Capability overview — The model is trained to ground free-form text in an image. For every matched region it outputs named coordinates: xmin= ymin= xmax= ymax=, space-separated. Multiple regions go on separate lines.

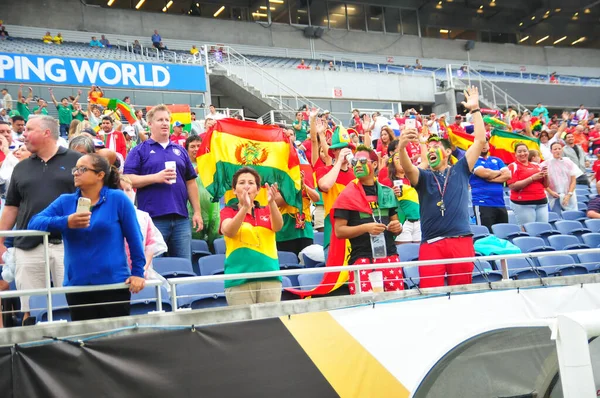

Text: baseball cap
xmin=123 ymin=125 xmax=136 ymax=137
xmin=81 ymin=128 xmax=96 ymax=137
xmin=323 ymin=110 xmax=331 ymax=114
xmin=173 ymin=121 xmax=186 ymax=128
xmin=455 ymin=115 xmax=463 ymax=120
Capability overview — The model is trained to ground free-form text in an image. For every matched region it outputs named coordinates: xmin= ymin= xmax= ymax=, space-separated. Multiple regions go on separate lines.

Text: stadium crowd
xmin=0 ymin=82 xmax=598 ymax=324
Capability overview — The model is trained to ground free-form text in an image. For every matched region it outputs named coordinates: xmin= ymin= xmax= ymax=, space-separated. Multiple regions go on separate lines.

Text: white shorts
xmin=395 ymin=220 xmax=421 ymax=243
xmin=313 ymin=205 xmax=325 ymax=229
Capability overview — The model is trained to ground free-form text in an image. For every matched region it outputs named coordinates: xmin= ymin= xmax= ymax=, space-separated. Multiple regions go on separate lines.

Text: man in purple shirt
xmin=124 ymin=105 xmax=202 ymax=261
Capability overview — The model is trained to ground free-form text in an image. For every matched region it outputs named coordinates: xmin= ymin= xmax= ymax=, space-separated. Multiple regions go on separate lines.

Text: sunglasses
xmin=351 ymin=157 xmax=369 ymax=167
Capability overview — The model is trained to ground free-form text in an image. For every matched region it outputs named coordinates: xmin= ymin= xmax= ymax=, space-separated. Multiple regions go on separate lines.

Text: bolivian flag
xmin=447 ymin=126 xmax=474 ymax=151
xmin=145 ymin=104 xmax=192 ymax=133
xmin=197 ymin=118 xmax=303 ymax=210
xmin=490 ymin=128 xmax=541 ymax=164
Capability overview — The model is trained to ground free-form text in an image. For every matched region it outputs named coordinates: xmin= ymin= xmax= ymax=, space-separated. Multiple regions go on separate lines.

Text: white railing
xmin=202 ymin=44 xmax=342 ymax=125
xmin=447 ymin=64 xmax=529 ymax=113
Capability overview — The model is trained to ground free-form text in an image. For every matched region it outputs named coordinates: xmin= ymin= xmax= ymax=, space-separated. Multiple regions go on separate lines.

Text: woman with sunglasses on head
xmin=29 ymin=153 xmax=146 ymax=321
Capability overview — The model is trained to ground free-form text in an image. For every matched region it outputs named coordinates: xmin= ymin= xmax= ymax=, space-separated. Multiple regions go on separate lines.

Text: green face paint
xmin=353 ymin=161 xmax=370 ymax=178
xmin=428 ymin=147 xmax=445 ymax=168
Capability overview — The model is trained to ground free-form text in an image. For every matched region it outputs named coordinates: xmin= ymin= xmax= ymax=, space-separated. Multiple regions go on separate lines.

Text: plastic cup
xmin=164 ymin=161 xmax=177 ymax=184
xmin=368 ymin=271 xmax=384 ymax=293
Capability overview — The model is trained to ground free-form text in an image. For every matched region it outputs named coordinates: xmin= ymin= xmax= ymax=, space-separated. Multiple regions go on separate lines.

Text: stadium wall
xmin=4 ymin=0 xmax=600 ymax=70
xmin=493 ymin=82 xmax=600 ymax=109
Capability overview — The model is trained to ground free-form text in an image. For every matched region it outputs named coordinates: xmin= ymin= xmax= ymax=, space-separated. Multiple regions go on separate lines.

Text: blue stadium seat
xmin=537 ymin=255 xmax=588 ymax=276
xmin=523 ymin=222 xmax=561 ymax=241
xmin=176 ymin=281 xmax=227 ymax=309
xmin=313 ymin=232 xmax=324 ymax=246
xmin=152 ymin=257 xmax=196 ymax=278
xmin=302 ymin=253 xmax=325 ymax=268
xmin=491 ymin=223 xmax=529 ymax=240
xmin=576 ymin=252 xmax=600 ymax=273
xmin=213 ymin=238 xmax=226 ymax=254
xmin=547 ymin=235 xmax=590 ymax=261
xmin=582 ymin=233 xmax=600 ymax=248
xmin=397 ymin=243 xmax=420 ymax=261
xmin=298 ymin=273 xmax=325 ymax=291
xmin=578 ymin=202 xmax=588 ymax=211
xmin=472 ymin=260 xmax=502 ymax=283
xmin=504 ymin=258 xmax=547 ymax=279
xmin=470 ymin=225 xmax=490 ymax=240
xmin=191 ymin=239 xmax=212 ymax=274
xmin=198 ymin=254 xmax=226 ymax=276
xmin=512 ymin=237 xmax=555 ymax=253
xmin=548 ymin=212 xmax=560 ymax=223
xmin=585 ymin=219 xmax=600 ymax=232
xmin=29 ymin=294 xmax=71 ymax=323
xmin=576 ymin=188 xmax=590 ymax=197
xmin=130 ymin=286 xmax=172 ymax=315
xmin=402 ymin=263 xmax=420 ymax=289
xmin=561 ymin=210 xmax=587 ymax=222
xmin=278 ymin=251 xmax=300 ymax=267
xmin=554 ymin=220 xmax=592 ymax=238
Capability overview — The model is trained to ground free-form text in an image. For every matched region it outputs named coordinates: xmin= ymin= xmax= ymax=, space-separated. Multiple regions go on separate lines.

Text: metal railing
xmin=447 ymin=64 xmax=529 ymax=114
xmin=202 ymin=44 xmax=342 ymax=125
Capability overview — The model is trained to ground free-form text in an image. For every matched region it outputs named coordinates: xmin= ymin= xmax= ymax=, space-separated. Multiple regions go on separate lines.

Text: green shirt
xmin=32 ymin=106 xmax=49 ymax=115
xmin=16 ymin=102 xmax=30 ymax=121
xmin=293 ymin=120 xmax=309 ymax=142
xmin=276 ymin=197 xmax=314 ymax=242
xmin=74 ymin=111 xmax=85 ymax=122
xmin=56 ymin=104 xmax=74 ymax=125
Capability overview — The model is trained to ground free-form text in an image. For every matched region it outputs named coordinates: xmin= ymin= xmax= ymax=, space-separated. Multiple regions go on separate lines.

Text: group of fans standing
xmin=0 ymin=82 xmax=597 ymax=324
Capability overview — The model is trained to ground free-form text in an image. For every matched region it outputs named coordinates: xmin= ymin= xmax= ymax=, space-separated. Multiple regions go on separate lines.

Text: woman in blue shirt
xmin=29 ymin=154 xmax=146 ymax=321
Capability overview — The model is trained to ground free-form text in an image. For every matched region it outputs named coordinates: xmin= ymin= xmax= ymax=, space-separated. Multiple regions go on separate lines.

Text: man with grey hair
xmin=0 ymin=115 xmax=82 ymax=323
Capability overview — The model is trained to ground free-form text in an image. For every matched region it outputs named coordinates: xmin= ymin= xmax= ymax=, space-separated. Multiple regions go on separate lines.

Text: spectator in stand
xmin=0 ymin=115 xmax=82 ymax=323
xmin=0 ymin=109 xmax=8 ymax=123
xmin=151 ymin=30 xmax=162 ymax=48
xmin=207 ymin=104 xmax=225 ymax=120
xmin=297 ymin=59 xmax=310 ymax=70
xmin=124 ymin=105 xmax=202 ymax=261
xmin=90 ymin=36 xmax=104 ymax=48
xmin=349 ymin=109 xmax=360 ymax=129
xmin=73 ymin=103 xmax=85 ymax=123
xmin=573 ymin=125 xmax=589 ymax=153
xmin=450 ymin=114 xmax=466 ymax=135
xmin=576 ymin=104 xmax=589 ymax=123
xmin=29 ymin=154 xmax=145 ymax=321
xmin=170 ymin=121 xmax=188 ymax=147
xmin=379 ymin=141 xmax=421 ymax=244
xmin=156 ymin=41 xmax=168 ymax=51
xmin=97 ymin=116 xmax=127 ymax=163
xmin=587 ymin=182 xmax=600 ymax=218
xmin=328 ymin=61 xmax=336 ymax=71
xmin=100 ymin=35 xmax=110 ymax=47
xmin=49 ymin=88 xmax=80 ymax=138
xmin=1 ymin=89 xmax=13 ymax=112
xmin=532 ymin=102 xmax=549 ymax=123
xmin=415 ymin=59 xmax=423 ymax=70
xmin=470 ymin=139 xmax=511 ymax=232
xmin=0 ymin=134 xmax=31 ymax=195
xmin=292 ymin=111 xmax=308 ymax=142
xmin=220 ymin=167 xmax=283 ymax=305
xmin=32 ymin=97 xmax=48 ymax=116
xmin=15 ymin=85 xmax=33 ymax=122
xmin=190 ymin=112 xmax=202 ymax=136
xmin=427 ymin=113 xmax=441 ymax=137
xmin=376 ymin=126 xmax=393 ymax=160
xmin=69 ymin=134 xmax=96 ymax=155
xmin=53 ymin=33 xmax=63 ymax=45
xmin=42 ymin=32 xmax=53 ymax=44
xmin=190 ymin=45 xmax=199 ymax=55
xmin=11 ymin=115 xmax=26 ymax=146
xmin=507 ymin=143 xmax=549 ymax=225
xmin=549 ymin=72 xmax=558 ymax=84
xmin=333 ymin=145 xmax=403 ymax=294
xmin=542 ymin=142 xmax=580 ymax=213
xmin=398 ymin=86 xmax=485 ymax=288
xmin=133 ymin=40 xmax=142 ymax=54
xmin=563 ymin=131 xmax=589 ymax=186
xmin=68 ymin=120 xmax=80 ymax=140
xmin=589 ymin=124 xmax=600 ymax=154
xmin=0 ymin=26 xmax=11 ymax=41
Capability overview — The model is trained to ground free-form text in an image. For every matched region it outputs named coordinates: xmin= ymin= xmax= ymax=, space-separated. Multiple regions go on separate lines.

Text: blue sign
xmin=0 ymin=52 xmax=206 ymax=92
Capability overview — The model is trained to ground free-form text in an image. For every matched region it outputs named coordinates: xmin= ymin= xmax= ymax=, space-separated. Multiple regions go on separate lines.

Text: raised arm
xmin=48 ymin=88 xmax=59 ymax=107
xmin=463 ymin=87 xmax=486 ymax=171
xmin=398 ymin=128 xmax=420 ymax=186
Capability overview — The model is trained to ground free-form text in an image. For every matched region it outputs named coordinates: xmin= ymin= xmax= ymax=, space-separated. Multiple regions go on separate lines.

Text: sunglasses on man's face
xmin=351 ymin=157 xmax=369 ymax=167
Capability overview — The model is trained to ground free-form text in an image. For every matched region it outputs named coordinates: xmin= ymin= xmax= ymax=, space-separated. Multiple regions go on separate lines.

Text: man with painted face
xmin=398 ymin=86 xmax=486 ymax=288
xmin=333 ymin=145 xmax=403 ymax=294
xmin=316 ymin=125 xmax=356 ymax=256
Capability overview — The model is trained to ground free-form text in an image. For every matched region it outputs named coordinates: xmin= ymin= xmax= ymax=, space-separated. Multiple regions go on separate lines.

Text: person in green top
xmin=49 ymin=87 xmax=81 ymax=138
xmin=292 ymin=111 xmax=309 ymax=142
xmin=32 ymin=97 xmax=49 ymax=115
xmin=185 ymin=135 xmax=221 ymax=246
xmin=16 ymin=84 xmax=32 ymax=121
xmin=73 ymin=103 xmax=86 ymax=122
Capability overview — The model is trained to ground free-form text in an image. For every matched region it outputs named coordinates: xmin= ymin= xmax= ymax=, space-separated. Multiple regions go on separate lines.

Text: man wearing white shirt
xmin=207 ymin=104 xmax=225 ymax=120
xmin=576 ymin=104 xmax=589 ymax=122
xmin=427 ymin=113 xmax=441 ymax=137
xmin=11 ymin=115 xmax=25 ymax=145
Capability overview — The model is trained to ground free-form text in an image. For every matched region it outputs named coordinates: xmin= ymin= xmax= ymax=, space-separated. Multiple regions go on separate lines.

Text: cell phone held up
xmin=76 ymin=197 xmax=92 ymax=214
xmin=405 ymin=118 xmax=416 ymax=130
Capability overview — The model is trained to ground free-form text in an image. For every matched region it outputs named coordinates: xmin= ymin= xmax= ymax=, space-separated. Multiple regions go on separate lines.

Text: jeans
xmin=511 ymin=202 xmax=549 ymax=226
xmin=153 ymin=216 xmax=192 ymax=262
xmin=59 ymin=123 xmax=69 ymax=138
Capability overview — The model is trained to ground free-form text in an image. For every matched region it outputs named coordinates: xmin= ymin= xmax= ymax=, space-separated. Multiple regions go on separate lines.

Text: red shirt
xmin=574 ymin=132 xmax=589 ymax=153
xmin=507 ymin=161 xmax=546 ymax=202
xmin=450 ymin=122 xmax=466 ymax=135
xmin=376 ymin=140 xmax=389 ymax=156
xmin=170 ymin=133 xmax=187 ymax=147
xmin=378 ymin=167 xmax=390 ymax=187
xmin=589 ymin=129 xmax=600 ymax=146
xmin=219 ymin=205 xmax=272 ymax=235
xmin=99 ymin=131 xmax=127 ymax=160
xmin=593 ymin=159 xmax=600 ymax=181
xmin=406 ymin=142 xmax=421 ymax=165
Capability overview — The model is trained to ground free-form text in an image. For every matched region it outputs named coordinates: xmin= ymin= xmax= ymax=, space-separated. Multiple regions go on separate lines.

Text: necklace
xmin=431 ymin=167 xmax=451 ymax=217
